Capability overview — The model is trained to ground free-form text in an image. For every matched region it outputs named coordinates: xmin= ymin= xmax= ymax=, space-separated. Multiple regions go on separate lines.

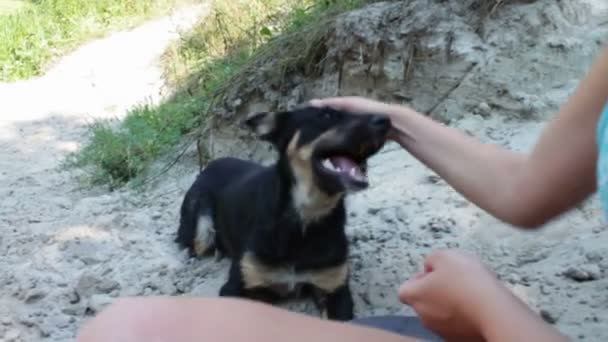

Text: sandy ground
xmin=1 ymin=1 xmax=608 ymax=341
xmin=0 ymin=4 xmax=209 ymax=341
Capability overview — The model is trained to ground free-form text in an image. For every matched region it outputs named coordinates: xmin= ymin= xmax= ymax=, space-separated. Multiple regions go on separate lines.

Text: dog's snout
xmin=369 ymin=115 xmax=390 ymax=132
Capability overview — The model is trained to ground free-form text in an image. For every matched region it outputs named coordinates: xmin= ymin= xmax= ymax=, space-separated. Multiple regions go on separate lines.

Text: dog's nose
xmin=370 ymin=115 xmax=390 ymax=131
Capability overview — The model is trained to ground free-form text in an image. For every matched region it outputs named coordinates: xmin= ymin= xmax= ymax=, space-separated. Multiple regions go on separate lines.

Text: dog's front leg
xmin=325 ymin=283 xmax=354 ymax=321
xmin=219 ymin=260 xmax=244 ymax=297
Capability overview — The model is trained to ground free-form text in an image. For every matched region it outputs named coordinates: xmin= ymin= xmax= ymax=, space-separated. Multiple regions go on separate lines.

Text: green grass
xmin=0 ymin=0 xmax=180 ymax=81
xmin=70 ymin=95 xmax=202 ymax=187
xmin=72 ymin=0 xmax=374 ymax=188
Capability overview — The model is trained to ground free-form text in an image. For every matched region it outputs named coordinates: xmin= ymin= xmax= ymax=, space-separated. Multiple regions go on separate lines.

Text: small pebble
xmin=446 ymin=241 xmax=459 ymax=248
xmin=426 ymin=175 xmax=441 ymax=184
xmin=540 ymin=309 xmax=557 ymax=324
xmin=517 ymin=251 xmax=549 ymax=265
xmin=585 ymin=251 xmax=603 ymax=263
xmin=39 ymin=325 xmax=52 ymax=338
xmin=61 ymin=306 xmax=84 ymax=316
xmin=96 ymin=280 xmax=120 ymax=294
xmin=19 ymin=314 xmax=36 ymax=327
xmin=69 ymin=291 xmax=80 ymax=304
xmin=507 ymin=273 xmax=521 ymax=285
xmin=25 ymin=290 xmax=46 ymax=304
xmin=367 ymin=208 xmax=380 ymax=215
xmin=47 ymin=314 xmax=71 ymax=329
xmin=540 ymin=285 xmax=550 ymax=295
xmin=87 ymin=294 xmax=113 ymax=314
xmin=478 ymin=102 xmax=491 ymax=113
xmin=563 ymin=266 xmax=600 ymax=282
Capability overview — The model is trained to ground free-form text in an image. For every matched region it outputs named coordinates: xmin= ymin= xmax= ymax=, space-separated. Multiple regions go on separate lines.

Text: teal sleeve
xmin=596 ymin=100 xmax=608 ymax=218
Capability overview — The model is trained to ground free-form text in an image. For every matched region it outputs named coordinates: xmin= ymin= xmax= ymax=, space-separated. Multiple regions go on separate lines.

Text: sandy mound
xmin=0 ymin=1 xmax=607 ymax=341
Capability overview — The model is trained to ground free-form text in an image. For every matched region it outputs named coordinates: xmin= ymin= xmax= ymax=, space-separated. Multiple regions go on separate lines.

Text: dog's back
xmin=175 ymin=157 xmax=264 ymax=256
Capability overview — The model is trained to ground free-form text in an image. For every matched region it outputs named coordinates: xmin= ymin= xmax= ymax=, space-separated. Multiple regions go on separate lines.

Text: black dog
xmin=175 ymin=106 xmax=390 ymax=320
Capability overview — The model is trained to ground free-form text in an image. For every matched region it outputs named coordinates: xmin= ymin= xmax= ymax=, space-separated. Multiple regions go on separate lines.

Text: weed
xmin=69 ymin=95 xmax=202 ymax=187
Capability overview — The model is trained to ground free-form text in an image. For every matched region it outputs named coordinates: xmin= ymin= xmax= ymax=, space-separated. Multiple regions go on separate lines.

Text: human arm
xmin=310 ymin=47 xmax=608 ymax=229
xmin=399 ymin=249 xmax=570 ymax=342
xmin=76 ymin=296 xmax=426 ymax=342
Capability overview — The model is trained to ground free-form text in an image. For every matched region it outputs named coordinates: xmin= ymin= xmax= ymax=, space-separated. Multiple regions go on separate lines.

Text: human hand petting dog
xmin=308 ymin=96 xmax=417 ymax=141
xmin=309 ymin=96 xmax=401 ymax=116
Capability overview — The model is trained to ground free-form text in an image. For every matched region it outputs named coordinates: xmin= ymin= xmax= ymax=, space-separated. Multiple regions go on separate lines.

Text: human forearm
xmin=384 ymin=105 xmax=528 ymax=225
xmin=310 ymin=47 xmax=607 ymax=227
xmin=475 ymin=285 xmax=570 ymax=342
xmin=385 ymin=48 xmax=608 ymax=228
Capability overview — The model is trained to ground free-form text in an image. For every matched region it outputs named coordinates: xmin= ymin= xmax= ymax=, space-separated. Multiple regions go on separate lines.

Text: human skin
xmin=398 ymin=249 xmax=569 ymax=341
xmin=76 ymin=296 xmax=426 ymax=342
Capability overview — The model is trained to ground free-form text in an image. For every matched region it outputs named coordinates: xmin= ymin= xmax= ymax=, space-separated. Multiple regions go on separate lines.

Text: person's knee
xmin=76 ymin=297 xmax=143 ymax=342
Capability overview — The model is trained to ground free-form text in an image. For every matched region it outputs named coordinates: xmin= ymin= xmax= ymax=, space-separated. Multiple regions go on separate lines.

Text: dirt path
xmin=0 ymin=1 xmax=607 ymax=342
xmin=0 ymin=4 xmax=208 ymax=341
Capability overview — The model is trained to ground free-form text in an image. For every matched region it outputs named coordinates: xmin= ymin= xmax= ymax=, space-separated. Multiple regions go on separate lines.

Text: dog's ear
xmin=243 ymin=111 xmax=281 ymax=141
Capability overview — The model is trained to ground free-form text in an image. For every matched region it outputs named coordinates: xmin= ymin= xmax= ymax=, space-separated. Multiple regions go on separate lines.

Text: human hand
xmin=398 ymin=249 xmax=508 ymax=341
xmin=309 ymin=97 xmax=420 ymax=141
xmin=308 ymin=96 xmax=399 ymax=116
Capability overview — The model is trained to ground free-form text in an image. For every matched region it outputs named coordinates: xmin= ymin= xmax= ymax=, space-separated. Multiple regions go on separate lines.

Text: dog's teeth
xmin=322 ymin=159 xmax=333 ymax=171
xmin=349 ymin=168 xmax=356 ymax=177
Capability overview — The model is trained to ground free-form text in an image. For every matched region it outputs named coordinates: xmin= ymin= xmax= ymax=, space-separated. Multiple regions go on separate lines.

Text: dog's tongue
xmin=330 ymin=156 xmax=365 ymax=180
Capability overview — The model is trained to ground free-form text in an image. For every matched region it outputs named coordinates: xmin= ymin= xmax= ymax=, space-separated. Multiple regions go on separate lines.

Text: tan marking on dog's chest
xmin=240 ymin=252 xmax=348 ymax=293
xmin=286 ymin=131 xmax=341 ymax=224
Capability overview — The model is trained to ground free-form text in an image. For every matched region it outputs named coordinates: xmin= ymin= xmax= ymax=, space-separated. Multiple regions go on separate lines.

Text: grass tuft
xmin=69 ymin=95 xmax=202 ymax=187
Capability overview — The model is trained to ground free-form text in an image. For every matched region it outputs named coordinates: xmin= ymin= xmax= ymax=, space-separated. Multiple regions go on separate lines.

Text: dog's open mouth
xmin=315 ymin=142 xmax=381 ymax=191
xmin=320 ymin=156 xmax=368 ymax=184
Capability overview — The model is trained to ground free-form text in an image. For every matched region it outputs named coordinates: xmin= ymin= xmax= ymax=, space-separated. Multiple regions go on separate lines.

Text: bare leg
xmin=76 ymin=296 xmax=427 ymax=342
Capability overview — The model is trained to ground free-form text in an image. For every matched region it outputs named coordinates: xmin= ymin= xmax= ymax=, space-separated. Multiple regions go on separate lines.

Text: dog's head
xmin=244 ymin=106 xmax=390 ymax=195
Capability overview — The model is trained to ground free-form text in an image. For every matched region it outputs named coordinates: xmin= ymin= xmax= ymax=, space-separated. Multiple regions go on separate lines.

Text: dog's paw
xmin=193 ymin=240 xmax=210 ymax=256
